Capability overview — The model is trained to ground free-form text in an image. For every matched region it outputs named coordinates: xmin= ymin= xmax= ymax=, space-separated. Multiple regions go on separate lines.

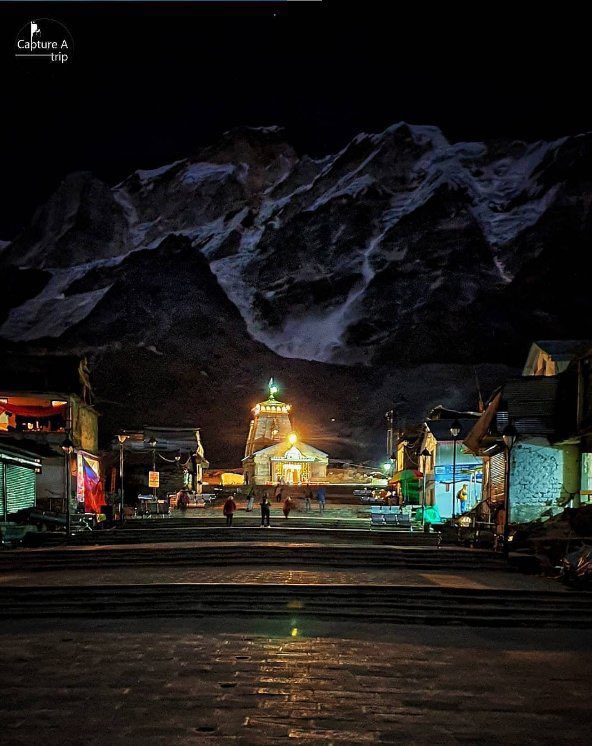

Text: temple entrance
xmin=271 ymin=460 xmax=311 ymax=485
xmin=282 ymin=463 xmax=302 ymax=484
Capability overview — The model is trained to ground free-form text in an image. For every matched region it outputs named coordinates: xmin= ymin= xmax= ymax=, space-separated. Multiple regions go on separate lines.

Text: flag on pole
xmin=83 ymin=457 xmax=104 ymax=514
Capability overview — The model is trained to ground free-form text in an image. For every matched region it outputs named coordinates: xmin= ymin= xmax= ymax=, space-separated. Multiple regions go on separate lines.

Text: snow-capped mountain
xmin=1 ymin=123 xmax=590 ymax=462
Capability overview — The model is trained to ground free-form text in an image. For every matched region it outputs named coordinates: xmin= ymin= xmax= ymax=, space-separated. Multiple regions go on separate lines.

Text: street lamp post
xmin=450 ymin=420 xmax=461 ymax=521
xmin=148 ymin=437 xmax=157 ymax=499
xmin=389 ymin=450 xmax=396 ymax=479
xmin=61 ymin=436 xmax=74 ymax=537
xmin=421 ymin=448 xmax=431 ymax=530
xmin=117 ymin=433 xmax=129 ymax=523
xmin=502 ymin=422 xmax=518 ymax=557
xmin=400 ymin=439 xmax=408 ymax=504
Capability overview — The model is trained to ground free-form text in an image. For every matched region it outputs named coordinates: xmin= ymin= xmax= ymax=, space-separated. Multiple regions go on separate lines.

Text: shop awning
xmin=390 ymin=469 xmax=422 ymax=503
xmin=0 ymin=402 xmax=66 ymax=418
xmin=390 ymin=469 xmax=422 ymax=483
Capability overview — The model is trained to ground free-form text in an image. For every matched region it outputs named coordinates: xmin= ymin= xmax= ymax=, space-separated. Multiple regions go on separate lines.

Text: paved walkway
xmin=2 ymin=617 xmax=590 ymax=744
xmin=0 ymin=564 xmax=564 ymax=591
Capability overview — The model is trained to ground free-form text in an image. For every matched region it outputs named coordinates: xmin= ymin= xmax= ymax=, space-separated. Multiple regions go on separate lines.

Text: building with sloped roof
xmin=522 ymin=340 xmax=592 ymax=377
xmin=464 ymin=376 xmax=580 ymax=525
xmin=0 ymin=353 xmax=100 ymax=515
xmin=419 ymin=414 xmax=482 ymax=520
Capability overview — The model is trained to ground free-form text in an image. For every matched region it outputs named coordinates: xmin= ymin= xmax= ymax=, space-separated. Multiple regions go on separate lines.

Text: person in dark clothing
xmin=176 ymin=488 xmax=189 ymax=512
xmin=260 ymin=494 xmax=271 ymax=527
xmin=223 ymin=495 xmax=237 ymax=526
xmin=316 ymin=487 xmax=326 ymax=514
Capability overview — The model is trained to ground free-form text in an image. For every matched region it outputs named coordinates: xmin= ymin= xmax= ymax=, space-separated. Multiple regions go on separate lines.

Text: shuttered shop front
xmin=0 ymin=447 xmax=41 ymax=517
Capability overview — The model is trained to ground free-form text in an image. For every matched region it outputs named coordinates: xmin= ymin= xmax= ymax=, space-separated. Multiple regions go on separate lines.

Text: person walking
xmin=317 ymin=486 xmax=326 ymax=514
xmin=176 ymin=487 xmax=189 ymax=513
xmin=223 ymin=494 xmax=237 ymax=526
xmin=260 ymin=493 xmax=271 ymax=527
xmin=304 ymin=487 xmax=313 ymax=512
xmin=245 ymin=486 xmax=255 ymax=512
xmin=283 ymin=495 xmax=293 ymax=519
xmin=274 ymin=482 xmax=283 ymax=503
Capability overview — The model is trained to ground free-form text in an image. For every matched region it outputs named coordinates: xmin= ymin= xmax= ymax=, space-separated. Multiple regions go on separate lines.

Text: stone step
xmin=0 ymin=544 xmax=505 ymax=571
xmin=30 ymin=526 xmax=442 ymax=548
xmin=1 ymin=584 xmax=590 ymax=627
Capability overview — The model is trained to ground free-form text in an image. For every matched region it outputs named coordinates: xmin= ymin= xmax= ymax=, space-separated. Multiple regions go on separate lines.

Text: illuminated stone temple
xmin=242 ymin=379 xmax=329 ymax=486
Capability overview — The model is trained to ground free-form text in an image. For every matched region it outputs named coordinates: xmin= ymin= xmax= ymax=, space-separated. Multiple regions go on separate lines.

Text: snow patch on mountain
xmin=134 ymin=160 xmax=185 ymax=184
xmin=181 ymin=162 xmax=237 ymax=185
xmin=1 ymin=281 xmax=112 ymax=341
xmin=305 ymin=174 xmax=378 ymax=213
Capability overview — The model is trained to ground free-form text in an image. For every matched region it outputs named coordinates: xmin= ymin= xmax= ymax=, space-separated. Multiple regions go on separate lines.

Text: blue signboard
xmin=434 ymin=464 xmax=482 ymax=482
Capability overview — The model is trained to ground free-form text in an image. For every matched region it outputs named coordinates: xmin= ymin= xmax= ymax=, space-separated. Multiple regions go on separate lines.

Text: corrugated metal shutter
xmin=6 ymin=464 xmax=36 ymax=513
xmin=0 ymin=462 xmax=4 ymax=515
xmin=489 ymin=452 xmax=506 ymax=505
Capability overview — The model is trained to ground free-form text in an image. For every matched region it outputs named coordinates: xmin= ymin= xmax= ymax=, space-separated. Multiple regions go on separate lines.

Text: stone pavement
xmin=0 ymin=564 xmax=565 ymax=592
xmin=2 ymin=616 xmax=591 ymax=744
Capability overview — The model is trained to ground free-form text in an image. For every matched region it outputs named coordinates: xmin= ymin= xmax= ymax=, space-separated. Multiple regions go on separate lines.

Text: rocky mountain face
xmin=1 ymin=123 xmax=589 ymax=464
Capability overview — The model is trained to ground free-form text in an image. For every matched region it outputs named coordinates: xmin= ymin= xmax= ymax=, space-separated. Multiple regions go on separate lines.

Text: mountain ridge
xmin=1 ymin=122 xmax=589 ymax=463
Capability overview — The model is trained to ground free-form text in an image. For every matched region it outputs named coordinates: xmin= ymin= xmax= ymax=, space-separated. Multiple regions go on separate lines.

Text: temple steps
xmin=1 ymin=583 xmax=590 ymax=627
xmin=27 ymin=524 xmax=443 ymax=549
xmin=0 ymin=543 xmax=504 ymax=571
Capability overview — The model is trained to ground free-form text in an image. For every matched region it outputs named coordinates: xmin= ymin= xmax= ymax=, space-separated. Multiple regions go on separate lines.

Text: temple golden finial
xmin=268 ymin=377 xmax=278 ymax=400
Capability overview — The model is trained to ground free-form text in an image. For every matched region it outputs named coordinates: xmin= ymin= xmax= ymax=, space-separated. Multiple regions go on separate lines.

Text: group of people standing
xmin=222 ymin=483 xmax=328 ymax=527
xmin=304 ymin=486 xmax=325 ymax=512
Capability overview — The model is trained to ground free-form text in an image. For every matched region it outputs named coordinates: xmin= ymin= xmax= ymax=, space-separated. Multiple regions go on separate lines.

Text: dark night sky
xmin=1 ymin=1 xmax=590 ymax=239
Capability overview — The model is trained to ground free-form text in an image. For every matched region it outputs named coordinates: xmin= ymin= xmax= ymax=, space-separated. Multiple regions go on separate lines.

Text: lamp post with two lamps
xmin=61 ymin=435 xmax=74 ymax=537
xmin=502 ymin=422 xmax=518 ymax=557
xmin=449 ymin=419 xmax=461 ymax=521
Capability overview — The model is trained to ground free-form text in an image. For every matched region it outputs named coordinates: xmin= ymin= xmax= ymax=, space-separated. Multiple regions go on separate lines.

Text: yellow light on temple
xmin=289 ymin=433 xmax=297 ymax=445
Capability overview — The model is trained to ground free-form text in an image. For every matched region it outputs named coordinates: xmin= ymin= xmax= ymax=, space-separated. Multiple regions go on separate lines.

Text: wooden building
xmin=0 ymin=354 xmax=100 ymax=514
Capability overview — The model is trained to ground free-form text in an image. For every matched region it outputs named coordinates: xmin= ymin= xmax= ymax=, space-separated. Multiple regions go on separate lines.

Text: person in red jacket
xmin=223 ymin=494 xmax=237 ymax=526
xmin=283 ymin=495 xmax=293 ymax=519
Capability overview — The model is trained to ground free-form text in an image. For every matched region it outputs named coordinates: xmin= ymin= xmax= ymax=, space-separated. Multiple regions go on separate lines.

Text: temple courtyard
xmin=1 ymin=524 xmax=592 ymax=744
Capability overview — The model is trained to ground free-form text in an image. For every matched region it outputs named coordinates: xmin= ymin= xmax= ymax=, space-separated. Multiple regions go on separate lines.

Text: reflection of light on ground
xmin=420 ymin=573 xmax=488 ymax=589
xmin=0 ymin=575 xmax=29 ymax=584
